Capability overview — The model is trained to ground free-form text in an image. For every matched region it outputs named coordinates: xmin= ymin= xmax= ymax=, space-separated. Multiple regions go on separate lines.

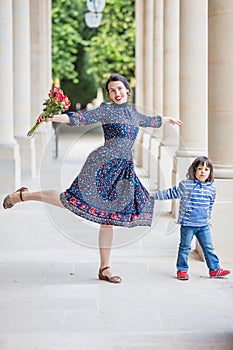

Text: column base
xmin=34 ymin=124 xmax=52 ymax=171
xmin=196 ymin=179 xmax=233 ymax=260
xmin=16 ymin=136 xmax=36 ymax=178
xmin=0 ymin=143 xmax=21 ymax=192
xmin=158 ymin=144 xmax=177 ymax=211
xmin=211 ymin=178 xmax=233 ymax=259
xmin=213 ymin=164 xmax=233 ymax=179
xmin=148 ymin=137 xmax=160 ymax=191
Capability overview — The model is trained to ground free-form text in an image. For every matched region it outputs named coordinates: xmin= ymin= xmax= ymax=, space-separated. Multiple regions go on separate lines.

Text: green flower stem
xmin=27 ymin=116 xmax=54 ymax=137
xmin=27 ymin=123 xmax=41 ymax=137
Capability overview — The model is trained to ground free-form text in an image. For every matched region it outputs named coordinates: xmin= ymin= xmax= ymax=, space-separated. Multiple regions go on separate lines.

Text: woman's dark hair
xmin=186 ymin=156 xmax=214 ymax=182
xmin=105 ymin=73 xmax=131 ymax=95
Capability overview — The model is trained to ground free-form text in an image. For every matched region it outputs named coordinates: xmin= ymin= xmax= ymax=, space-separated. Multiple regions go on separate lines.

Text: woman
xmin=3 ymin=73 xmax=183 ymax=283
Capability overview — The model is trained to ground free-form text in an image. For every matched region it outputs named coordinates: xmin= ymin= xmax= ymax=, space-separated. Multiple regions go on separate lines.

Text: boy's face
xmin=107 ymin=81 xmax=129 ymax=104
xmin=195 ymin=162 xmax=210 ymax=182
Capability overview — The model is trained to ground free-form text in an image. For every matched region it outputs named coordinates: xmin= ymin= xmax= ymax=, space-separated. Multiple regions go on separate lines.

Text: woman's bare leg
xmin=99 ymin=224 xmax=113 ymax=272
xmin=98 ymin=224 xmax=121 ymax=281
xmin=6 ymin=189 xmax=64 ymax=208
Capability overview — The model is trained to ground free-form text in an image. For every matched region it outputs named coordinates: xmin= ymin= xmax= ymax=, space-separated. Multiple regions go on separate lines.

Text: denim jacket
xmin=153 ymin=180 xmax=216 ymax=227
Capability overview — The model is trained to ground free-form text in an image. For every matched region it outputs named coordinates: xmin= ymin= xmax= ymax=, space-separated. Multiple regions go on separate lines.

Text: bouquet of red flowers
xmin=27 ymin=87 xmax=71 ymax=137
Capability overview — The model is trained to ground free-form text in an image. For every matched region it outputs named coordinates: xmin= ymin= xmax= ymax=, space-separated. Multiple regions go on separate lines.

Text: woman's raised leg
xmin=3 ymin=188 xmax=64 ymax=209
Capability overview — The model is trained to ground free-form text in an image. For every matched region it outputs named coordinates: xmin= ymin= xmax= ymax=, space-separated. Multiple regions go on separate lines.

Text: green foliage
xmin=52 ymin=0 xmax=84 ymax=83
xmin=52 ymin=0 xmax=135 ymax=102
xmin=85 ymin=0 xmax=135 ymax=86
xmin=61 ymin=46 xmax=98 ymax=108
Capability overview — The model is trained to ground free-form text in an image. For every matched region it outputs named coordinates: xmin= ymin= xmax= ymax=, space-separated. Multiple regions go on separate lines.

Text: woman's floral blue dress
xmin=60 ymin=102 xmax=162 ymax=227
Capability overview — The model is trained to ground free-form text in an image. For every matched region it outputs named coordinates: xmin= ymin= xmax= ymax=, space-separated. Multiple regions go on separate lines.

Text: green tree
xmin=52 ymin=0 xmax=84 ymax=85
xmin=61 ymin=46 xmax=98 ymax=109
xmin=85 ymin=0 xmax=135 ymax=86
xmin=52 ymin=0 xmax=135 ymax=106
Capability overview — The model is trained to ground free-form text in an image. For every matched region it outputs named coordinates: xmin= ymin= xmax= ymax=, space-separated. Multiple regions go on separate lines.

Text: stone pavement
xmin=0 ymin=129 xmax=233 ymax=350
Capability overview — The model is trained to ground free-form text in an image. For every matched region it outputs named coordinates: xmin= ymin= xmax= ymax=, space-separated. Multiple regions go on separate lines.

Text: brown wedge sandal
xmin=2 ymin=187 xmax=28 ymax=209
xmin=98 ymin=266 xmax=122 ymax=284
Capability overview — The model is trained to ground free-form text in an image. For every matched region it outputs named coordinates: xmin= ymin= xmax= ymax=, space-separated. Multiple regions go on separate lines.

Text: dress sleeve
xmin=137 ymin=111 xmax=162 ymax=128
xmin=67 ymin=104 xmax=104 ymax=127
xmin=153 ymin=181 xmax=185 ymax=200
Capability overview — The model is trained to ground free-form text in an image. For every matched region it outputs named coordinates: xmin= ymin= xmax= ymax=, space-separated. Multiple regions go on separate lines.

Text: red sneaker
xmin=209 ymin=268 xmax=231 ymax=278
xmin=177 ymin=270 xmax=189 ymax=280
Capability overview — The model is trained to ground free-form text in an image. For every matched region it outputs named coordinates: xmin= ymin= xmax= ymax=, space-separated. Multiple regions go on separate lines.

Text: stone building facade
xmin=0 ymin=0 xmax=232 ymax=257
xmin=0 ymin=0 xmax=51 ymax=191
xmin=135 ymin=0 xmax=233 ymax=258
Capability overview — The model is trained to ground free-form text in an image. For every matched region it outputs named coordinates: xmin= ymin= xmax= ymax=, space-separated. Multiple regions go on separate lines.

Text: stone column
xmin=13 ymin=0 xmax=36 ymax=178
xmin=153 ymin=0 xmax=164 ymax=117
xmin=30 ymin=0 xmax=52 ymax=170
xmin=175 ymin=0 xmax=208 ymax=182
xmin=40 ymin=0 xmax=52 ymax=94
xmin=141 ymin=0 xmax=154 ymax=178
xmin=159 ymin=0 xmax=179 ymax=210
xmin=143 ymin=0 xmax=154 ymax=111
xmin=208 ymin=0 xmax=233 ymax=258
xmin=148 ymin=0 xmax=164 ymax=190
xmin=134 ymin=0 xmax=145 ymax=167
xmin=0 ymin=0 xmax=21 ymax=191
xmin=135 ymin=0 xmax=145 ymax=109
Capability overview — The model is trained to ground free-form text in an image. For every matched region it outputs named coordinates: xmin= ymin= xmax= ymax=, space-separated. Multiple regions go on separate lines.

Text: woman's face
xmin=107 ymin=80 xmax=129 ymax=104
xmin=195 ymin=162 xmax=211 ymax=182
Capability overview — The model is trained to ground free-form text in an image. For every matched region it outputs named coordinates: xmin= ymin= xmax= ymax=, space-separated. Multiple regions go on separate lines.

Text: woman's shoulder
xmin=99 ymin=102 xmax=108 ymax=108
xmin=99 ymin=101 xmax=117 ymax=110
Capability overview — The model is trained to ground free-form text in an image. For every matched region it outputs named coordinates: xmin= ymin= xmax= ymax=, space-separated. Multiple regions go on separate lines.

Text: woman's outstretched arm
xmin=36 ymin=113 xmax=70 ymax=124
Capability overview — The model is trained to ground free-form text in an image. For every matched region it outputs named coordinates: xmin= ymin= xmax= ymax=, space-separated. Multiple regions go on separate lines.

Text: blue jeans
xmin=176 ymin=225 xmax=220 ymax=272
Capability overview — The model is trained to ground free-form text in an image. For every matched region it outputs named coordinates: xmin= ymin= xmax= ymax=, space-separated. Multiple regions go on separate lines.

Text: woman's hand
xmin=36 ymin=114 xmax=45 ymax=124
xmin=163 ymin=116 xmax=183 ymax=126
